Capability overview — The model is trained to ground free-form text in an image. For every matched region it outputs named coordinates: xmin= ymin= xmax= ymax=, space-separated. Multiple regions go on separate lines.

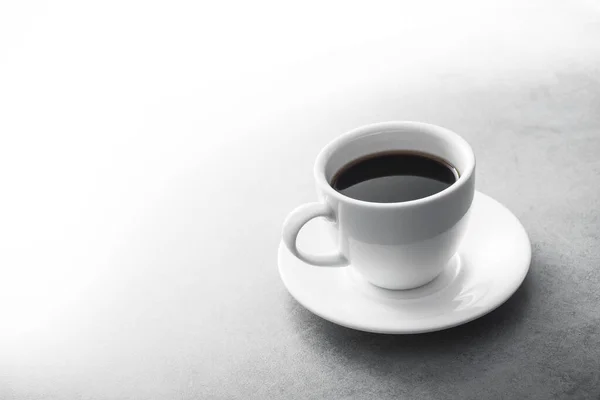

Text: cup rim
xmin=314 ymin=121 xmax=476 ymax=208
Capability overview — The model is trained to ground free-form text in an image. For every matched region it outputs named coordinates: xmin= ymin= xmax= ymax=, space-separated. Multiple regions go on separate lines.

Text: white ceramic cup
xmin=282 ymin=121 xmax=476 ymax=290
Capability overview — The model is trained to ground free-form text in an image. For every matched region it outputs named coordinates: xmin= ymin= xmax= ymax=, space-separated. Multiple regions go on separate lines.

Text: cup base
xmin=348 ymin=255 xmax=461 ymax=292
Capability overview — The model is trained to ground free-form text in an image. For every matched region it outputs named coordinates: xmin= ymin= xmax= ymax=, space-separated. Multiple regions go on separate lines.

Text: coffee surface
xmin=331 ymin=151 xmax=458 ymax=203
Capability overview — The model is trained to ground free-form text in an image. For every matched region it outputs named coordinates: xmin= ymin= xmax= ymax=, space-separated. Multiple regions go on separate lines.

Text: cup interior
xmin=319 ymin=122 xmax=474 ymax=195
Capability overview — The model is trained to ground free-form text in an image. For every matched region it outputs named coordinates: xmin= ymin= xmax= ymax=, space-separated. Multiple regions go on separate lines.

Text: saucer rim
xmin=278 ymin=191 xmax=532 ymax=334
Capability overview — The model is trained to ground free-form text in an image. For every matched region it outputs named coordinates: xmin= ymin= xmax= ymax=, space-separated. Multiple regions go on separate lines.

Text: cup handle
xmin=282 ymin=202 xmax=348 ymax=267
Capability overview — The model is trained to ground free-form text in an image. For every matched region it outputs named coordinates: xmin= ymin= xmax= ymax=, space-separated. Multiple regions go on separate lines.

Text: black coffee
xmin=331 ymin=151 xmax=458 ymax=203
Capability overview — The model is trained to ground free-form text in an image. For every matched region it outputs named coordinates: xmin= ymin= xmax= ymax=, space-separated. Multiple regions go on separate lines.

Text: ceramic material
xmin=282 ymin=121 xmax=476 ymax=290
xmin=278 ymin=191 xmax=531 ymax=334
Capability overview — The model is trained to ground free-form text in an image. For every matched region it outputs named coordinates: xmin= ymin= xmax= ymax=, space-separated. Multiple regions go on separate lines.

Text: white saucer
xmin=278 ymin=191 xmax=531 ymax=334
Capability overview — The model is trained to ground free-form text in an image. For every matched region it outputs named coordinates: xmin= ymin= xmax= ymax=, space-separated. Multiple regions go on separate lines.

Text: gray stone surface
xmin=212 ymin=69 xmax=600 ymax=400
